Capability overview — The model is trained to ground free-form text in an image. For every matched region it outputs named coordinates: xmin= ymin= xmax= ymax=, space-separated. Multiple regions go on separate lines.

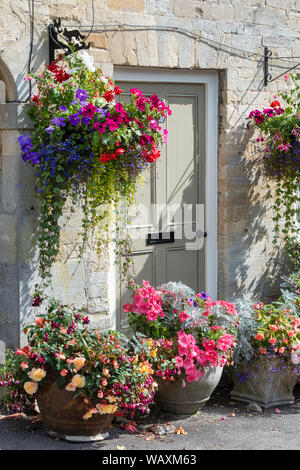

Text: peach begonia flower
xmin=27 ymin=368 xmax=46 ymax=382
xmin=24 ymin=381 xmax=38 ymax=395
xmin=21 ymin=362 xmax=29 ymax=369
xmin=66 ymin=382 xmax=76 ymax=392
xmin=83 ymin=408 xmax=97 ymax=420
xmin=60 ymin=369 xmax=68 ymax=376
xmin=73 ymin=357 xmax=85 ymax=370
xmin=254 ymin=333 xmax=264 ymax=341
xmin=71 ymin=374 xmax=86 ymax=388
xmin=35 ymin=317 xmax=45 ymax=328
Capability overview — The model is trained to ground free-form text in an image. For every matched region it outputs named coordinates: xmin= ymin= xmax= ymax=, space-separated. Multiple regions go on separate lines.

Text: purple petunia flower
xmin=45 ymin=126 xmax=55 ymax=134
xmin=18 ymin=135 xmax=33 ymax=151
xmin=28 ymin=152 xmax=41 ymax=164
xmin=69 ymin=113 xmax=81 ymax=126
xmin=81 ymin=116 xmax=91 ymax=125
xmin=52 ymin=117 xmax=66 ymax=127
xmin=200 ymin=291 xmax=208 ymax=300
xmin=76 ymin=88 xmax=88 ymax=102
xmin=59 ymin=105 xmax=67 ymax=111
xmin=21 ymin=150 xmax=41 ymax=165
xmin=97 ymin=108 xmax=107 ymax=117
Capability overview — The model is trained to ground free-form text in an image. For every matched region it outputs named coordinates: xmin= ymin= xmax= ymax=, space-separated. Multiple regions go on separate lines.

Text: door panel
xmin=116 ymin=82 xmax=206 ymax=332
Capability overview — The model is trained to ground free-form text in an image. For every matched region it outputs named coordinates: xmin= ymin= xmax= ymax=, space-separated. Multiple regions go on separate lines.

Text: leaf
xmin=56 ymin=374 xmax=66 ymax=389
xmin=176 ymin=426 xmax=187 ymax=435
xmin=55 ymin=175 xmax=64 ymax=183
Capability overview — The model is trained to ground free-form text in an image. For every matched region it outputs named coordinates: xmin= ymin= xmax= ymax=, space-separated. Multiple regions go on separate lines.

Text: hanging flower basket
xmin=247 ymin=76 xmax=300 ymax=249
xmin=18 ymin=50 xmax=171 ymax=282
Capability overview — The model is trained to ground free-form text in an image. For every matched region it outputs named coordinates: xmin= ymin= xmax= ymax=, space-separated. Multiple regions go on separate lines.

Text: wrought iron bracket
xmin=264 ymin=46 xmax=272 ymax=86
xmin=48 ymin=18 xmax=91 ymax=63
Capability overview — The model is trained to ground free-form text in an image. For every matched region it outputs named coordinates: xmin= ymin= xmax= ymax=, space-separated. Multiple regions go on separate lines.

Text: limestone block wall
xmin=0 ymin=0 xmax=299 ymax=351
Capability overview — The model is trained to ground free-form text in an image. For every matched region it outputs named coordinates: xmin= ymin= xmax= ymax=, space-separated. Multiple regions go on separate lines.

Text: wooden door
xmin=116 ymin=82 xmax=206 ymax=332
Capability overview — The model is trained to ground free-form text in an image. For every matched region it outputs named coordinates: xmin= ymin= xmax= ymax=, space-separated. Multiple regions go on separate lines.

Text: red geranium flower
xmin=270 ymin=100 xmax=281 ymax=108
xmin=114 ymin=85 xmax=124 ymax=96
xmin=103 ymin=90 xmax=115 ymax=102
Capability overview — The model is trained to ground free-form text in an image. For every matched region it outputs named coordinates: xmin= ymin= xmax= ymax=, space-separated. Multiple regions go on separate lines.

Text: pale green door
xmin=116 ymin=82 xmax=206 ymax=332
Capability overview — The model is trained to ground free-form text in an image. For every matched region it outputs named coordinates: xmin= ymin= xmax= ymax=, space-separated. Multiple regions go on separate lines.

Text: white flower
xmin=76 ymin=49 xmax=96 ymax=72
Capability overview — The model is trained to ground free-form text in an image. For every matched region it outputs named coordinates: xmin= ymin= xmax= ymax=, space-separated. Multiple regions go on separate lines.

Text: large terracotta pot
xmin=36 ymin=372 xmax=115 ymax=442
xmin=155 ymin=366 xmax=223 ymax=415
xmin=231 ymin=356 xmax=298 ymax=408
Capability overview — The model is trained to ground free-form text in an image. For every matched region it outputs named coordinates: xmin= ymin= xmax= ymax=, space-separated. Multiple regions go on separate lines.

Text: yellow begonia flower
xmin=107 ymin=394 xmax=117 ymax=403
xmin=138 ymin=362 xmax=154 ymax=375
xmin=96 ymin=403 xmax=117 ymax=414
xmin=150 ymin=348 xmax=157 ymax=358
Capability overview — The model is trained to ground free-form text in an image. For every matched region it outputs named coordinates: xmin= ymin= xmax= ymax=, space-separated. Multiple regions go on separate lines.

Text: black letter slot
xmin=146 ymin=231 xmax=175 ymax=245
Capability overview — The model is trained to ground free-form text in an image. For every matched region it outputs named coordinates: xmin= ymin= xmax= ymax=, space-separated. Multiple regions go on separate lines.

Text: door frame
xmin=109 ymin=67 xmax=219 ymax=329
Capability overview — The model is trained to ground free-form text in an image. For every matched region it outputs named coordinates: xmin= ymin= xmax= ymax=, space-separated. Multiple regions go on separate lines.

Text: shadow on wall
xmin=218 ymin=64 xmax=286 ymax=304
xmin=0 ymin=35 xmax=52 ymax=351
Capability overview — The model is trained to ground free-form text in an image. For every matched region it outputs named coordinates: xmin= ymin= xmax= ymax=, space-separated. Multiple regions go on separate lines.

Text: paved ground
xmin=1 ymin=383 xmax=300 ymax=451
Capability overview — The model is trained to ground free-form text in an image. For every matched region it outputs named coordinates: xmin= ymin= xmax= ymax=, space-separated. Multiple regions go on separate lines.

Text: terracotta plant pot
xmin=155 ymin=366 xmax=223 ymax=415
xmin=231 ymin=356 xmax=298 ymax=408
xmin=36 ymin=372 xmax=115 ymax=442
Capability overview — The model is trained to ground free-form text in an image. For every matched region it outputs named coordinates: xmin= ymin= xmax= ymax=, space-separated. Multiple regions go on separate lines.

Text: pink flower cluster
xmin=174 ymin=330 xmax=235 ymax=382
xmin=248 ymin=106 xmax=284 ymax=125
xmin=123 ymin=280 xmax=164 ymax=322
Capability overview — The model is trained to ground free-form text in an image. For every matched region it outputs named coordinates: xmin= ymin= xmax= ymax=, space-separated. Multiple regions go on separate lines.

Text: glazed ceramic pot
xmin=155 ymin=366 xmax=223 ymax=415
xmin=36 ymin=373 xmax=115 ymax=442
xmin=231 ymin=356 xmax=298 ymax=408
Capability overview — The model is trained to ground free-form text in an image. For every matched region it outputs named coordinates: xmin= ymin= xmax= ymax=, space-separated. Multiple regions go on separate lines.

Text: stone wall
xmin=0 ymin=0 xmax=299 ymax=351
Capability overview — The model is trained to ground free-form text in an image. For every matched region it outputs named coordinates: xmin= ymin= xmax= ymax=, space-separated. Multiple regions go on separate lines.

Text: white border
xmin=111 ymin=67 xmax=218 ymax=315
